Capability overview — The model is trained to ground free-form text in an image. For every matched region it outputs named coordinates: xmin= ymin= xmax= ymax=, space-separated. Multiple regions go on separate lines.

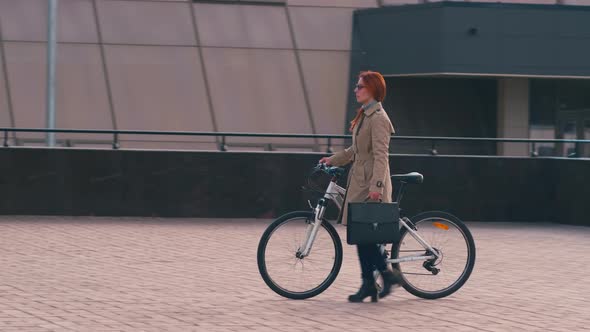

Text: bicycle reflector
xmin=433 ymin=222 xmax=449 ymax=230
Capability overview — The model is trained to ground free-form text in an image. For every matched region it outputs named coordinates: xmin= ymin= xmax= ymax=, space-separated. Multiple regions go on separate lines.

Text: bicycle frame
xmin=298 ymin=181 xmax=344 ymax=256
xmin=298 ymin=176 xmax=440 ymax=264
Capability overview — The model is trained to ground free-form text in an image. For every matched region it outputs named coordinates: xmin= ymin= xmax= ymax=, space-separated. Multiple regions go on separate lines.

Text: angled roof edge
xmin=354 ymin=1 xmax=590 ymax=16
xmin=382 ymin=72 xmax=590 ymax=80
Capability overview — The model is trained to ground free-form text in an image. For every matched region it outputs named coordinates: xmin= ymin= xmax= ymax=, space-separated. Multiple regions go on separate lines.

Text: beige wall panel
xmin=0 ymin=0 xmax=98 ymax=42
xmin=497 ymin=78 xmax=530 ymax=156
xmin=4 ymin=42 xmax=45 ymax=144
xmin=107 ymin=0 xmax=190 ymax=2
xmin=97 ymin=1 xmax=196 ymax=45
xmin=4 ymin=42 xmax=113 ymax=146
xmin=381 ymin=0 xmax=420 ymax=5
xmin=202 ymin=47 xmax=311 ymax=146
xmin=288 ymin=7 xmax=354 ymax=50
xmin=0 ymin=45 xmax=11 ymax=131
xmin=54 ymin=44 xmax=113 ymax=144
xmin=287 ymin=0 xmax=378 ymax=7
xmin=59 ymin=0 xmax=99 ymax=42
xmin=105 ymin=45 xmax=215 ymax=149
xmin=193 ymin=3 xmax=292 ymax=48
xmin=299 ymin=51 xmax=350 ymax=135
xmin=0 ymin=0 xmax=49 ymax=41
xmin=420 ymin=0 xmax=469 ymax=2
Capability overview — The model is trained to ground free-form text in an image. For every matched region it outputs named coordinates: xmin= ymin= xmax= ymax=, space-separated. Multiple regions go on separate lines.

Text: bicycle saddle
xmin=391 ymin=172 xmax=424 ymax=184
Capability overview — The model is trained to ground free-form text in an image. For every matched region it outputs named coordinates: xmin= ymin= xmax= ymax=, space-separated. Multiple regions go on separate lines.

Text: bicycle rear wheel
xmin=390 ymin=211 xmax=476 ymax=299
xmin=257 ymin=211 xmax=343 ymax=299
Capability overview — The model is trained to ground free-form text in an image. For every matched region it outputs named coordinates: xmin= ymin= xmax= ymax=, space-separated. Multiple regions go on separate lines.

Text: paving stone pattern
xmin=0 ymin=217 xmax=588 ymax=331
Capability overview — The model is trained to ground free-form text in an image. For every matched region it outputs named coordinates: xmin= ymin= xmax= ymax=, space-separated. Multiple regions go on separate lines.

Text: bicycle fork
xmin=298 ymin=200 xmax=327 ymax=258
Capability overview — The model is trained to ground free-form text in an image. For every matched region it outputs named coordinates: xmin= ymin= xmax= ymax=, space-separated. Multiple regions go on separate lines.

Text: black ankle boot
xmin=348 ymin=279 xmax=378 ymax=303
xmin=379 ymin=269 xmax=403 ymax=299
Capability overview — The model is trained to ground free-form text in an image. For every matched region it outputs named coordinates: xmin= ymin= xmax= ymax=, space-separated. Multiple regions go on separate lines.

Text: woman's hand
xmin=319 ymin=157 xmax=332 ymax=166
xmin=367 ymin=191 xmax=382 ymax=201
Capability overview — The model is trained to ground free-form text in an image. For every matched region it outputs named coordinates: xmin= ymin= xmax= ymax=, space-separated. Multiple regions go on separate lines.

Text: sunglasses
xmin=355 ymin=84 xmax=366 ymax=90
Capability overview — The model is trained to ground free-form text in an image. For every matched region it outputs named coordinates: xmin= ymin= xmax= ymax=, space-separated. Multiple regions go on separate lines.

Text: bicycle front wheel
xmin=391 ymin=211 xmax=476 ymax=299
xmin=257 ymin=211 xmax=343 ymax=300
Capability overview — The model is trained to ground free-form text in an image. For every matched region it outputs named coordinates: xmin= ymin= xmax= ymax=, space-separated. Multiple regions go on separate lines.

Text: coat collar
xmin=362 ymin=100 xmax=382 ymax=117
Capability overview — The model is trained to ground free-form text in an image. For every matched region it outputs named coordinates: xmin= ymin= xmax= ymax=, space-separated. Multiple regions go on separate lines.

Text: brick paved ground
xmin=0 ymin=216 xmax=588 ymax=332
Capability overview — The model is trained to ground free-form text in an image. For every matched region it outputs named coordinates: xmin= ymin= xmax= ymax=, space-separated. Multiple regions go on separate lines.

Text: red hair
xmin=350 ymin=71 xmax=387 ymax=132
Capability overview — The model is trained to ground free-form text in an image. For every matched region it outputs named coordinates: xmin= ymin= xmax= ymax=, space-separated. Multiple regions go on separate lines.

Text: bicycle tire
xmin=391 ymin=211 xmax=476 ymax=300
xmin=257 ymin=211 xmax=343 ymax=300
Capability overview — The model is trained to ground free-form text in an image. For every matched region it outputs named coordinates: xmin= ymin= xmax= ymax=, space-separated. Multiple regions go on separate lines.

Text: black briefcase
xmin=347 ymin=202 xmax=400 ymax=245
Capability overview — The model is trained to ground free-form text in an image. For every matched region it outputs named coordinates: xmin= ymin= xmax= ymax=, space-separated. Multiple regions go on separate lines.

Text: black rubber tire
xmin=257 ymin=211 xmax=343 ymax=300
xmin=391 ymin=211 xmax=476 ymax=300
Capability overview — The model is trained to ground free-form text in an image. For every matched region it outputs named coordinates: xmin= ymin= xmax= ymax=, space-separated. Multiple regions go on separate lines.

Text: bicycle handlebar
xmin=315 ymin=163 xmax=345 ymax=177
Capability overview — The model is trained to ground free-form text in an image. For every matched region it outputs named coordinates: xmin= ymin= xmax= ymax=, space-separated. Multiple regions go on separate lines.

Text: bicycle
xmin=257 ymin=163 xmax=476 ymax=300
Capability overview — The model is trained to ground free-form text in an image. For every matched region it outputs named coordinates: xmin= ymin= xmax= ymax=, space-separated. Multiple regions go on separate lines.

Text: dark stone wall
xmin=0 ymin=148 xmax=588 ymax=225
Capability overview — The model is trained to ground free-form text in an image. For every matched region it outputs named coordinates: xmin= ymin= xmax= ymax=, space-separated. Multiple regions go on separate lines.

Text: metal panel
xmin=440 ymin=6 xmax=498 ymax=67
xmin=0 ymin=0 xmax=48 ymax=41
xmin=3 ymin=42 xmax=46 ymax=144
xmin=288 ymin=7 xmax=354 ymax=50
xmin=97 ymin=0 xmax=196 ymax=45
xmin=0 ymin=44 xmax=10 ymax=128
xmin=355 ymin=5 xmax=443 ymax=75
xmin=104 ymin=45 xmax=215 ymax=149
xmin=4 ymin=43 xmax=115 ymax=146
xmin=381 ymin=0 xmax=420 ymax=4
xmin=59 ymin=0 xmax=100 ymax=43
xmin=299 ymin=51 xmax=350 ymax=134
xmin=53 ymin=44 xmax=113 ymax=141
xmin=201 ymin=48 xmax=312 ymax=147
xmin=287 ymin=0 xmax=378 ymax=7
xmin=193 ymin=3 xmax=292 ymax=48
xmin=353 ymin=2 xmax=590 ymax=77
xmin=0 ymin=0 xmax=98 ymax=42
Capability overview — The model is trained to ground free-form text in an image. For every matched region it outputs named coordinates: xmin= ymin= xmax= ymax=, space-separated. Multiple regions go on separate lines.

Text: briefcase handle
xmin=363 ymin=197 xmax=383 ymax=203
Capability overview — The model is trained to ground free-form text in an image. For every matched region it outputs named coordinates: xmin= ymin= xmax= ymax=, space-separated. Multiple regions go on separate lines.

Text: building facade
xmin=0 ymin=0 xmax=588 ymax=156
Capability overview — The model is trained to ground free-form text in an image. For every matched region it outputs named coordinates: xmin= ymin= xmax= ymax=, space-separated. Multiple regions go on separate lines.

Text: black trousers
xmin=357 ymin=244 xmax=388 ymax=281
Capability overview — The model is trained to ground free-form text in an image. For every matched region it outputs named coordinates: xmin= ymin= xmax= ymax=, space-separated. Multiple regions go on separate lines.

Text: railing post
xmin=219 ymin=136 xmax=227 ymax=152
xmin=112 ymin=132 xmax=120 ymax=150
xmin=3 ymin=130 xmax=8 ymax=147
xmin=46 ymin=0 xmax=58 ymax=147
xmin=430 ymin=140 xmax=438 ymax=155
xmin=326 ymin=137 xmax=333 ymax=153
xmin=530 ymin=142 xmax=538 ymax=157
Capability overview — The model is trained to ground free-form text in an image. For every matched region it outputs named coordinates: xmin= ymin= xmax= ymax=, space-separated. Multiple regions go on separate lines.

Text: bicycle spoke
xmin=396 ymin=217 xmax=471 ymax=295
xmin=263 ymin=217 xmax=337 ymax=294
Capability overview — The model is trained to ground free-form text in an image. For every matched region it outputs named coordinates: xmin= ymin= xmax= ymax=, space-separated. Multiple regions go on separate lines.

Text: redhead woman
xmin=319 ymin=71 xmax=403 ymax=302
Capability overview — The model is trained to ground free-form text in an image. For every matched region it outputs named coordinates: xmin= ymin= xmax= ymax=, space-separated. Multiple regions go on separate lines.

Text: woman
xmin=319 ymin=70 xmax=402 ymax=303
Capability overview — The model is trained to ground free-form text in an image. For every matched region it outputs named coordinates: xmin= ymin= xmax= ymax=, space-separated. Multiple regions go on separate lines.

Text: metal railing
xmin=2 ymin=127 xmax=590 ymax=158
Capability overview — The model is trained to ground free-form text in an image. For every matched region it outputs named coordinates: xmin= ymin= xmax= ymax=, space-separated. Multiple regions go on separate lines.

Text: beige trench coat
xmin=329 ymin=102 xmax=395 ymax=225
